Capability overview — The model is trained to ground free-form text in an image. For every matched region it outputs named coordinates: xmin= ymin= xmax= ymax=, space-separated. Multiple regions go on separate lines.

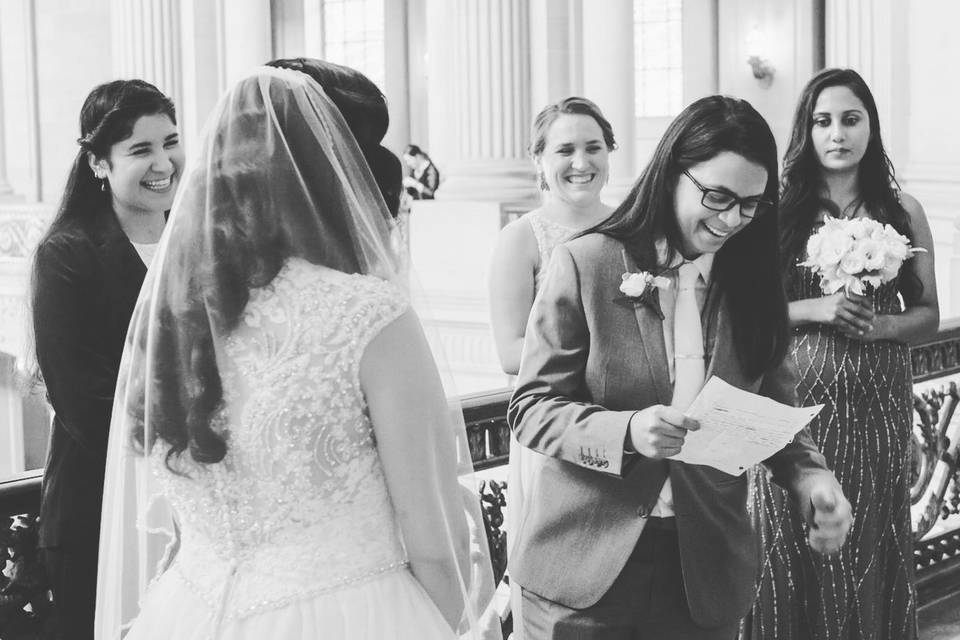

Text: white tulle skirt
xmin=124 ymin=566 xmax=455 ymax=640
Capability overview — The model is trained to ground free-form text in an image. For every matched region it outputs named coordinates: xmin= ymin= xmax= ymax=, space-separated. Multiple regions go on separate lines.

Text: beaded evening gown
xmin=741 ymin=259 xmax=917 ymax=639
xmin=124 ymin=259 xmax=454 ymax=640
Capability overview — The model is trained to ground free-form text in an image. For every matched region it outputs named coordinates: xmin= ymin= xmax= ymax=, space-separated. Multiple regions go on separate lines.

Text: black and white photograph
xmin=0 ymin=1 xmax=958 ymax=639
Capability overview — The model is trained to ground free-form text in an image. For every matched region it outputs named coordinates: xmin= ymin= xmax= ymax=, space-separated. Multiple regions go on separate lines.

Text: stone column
xmin=0 ymin=0 xmax=40 ymax=201
xmin=0 ymin=353 xmax=24 ymax=476
xmin=111 ymin=0 xmax=272 ymax=147
xmin=110 ymin=0 xmax=184 ymax=109
xmin=529 ymin=0 xmax=583 ymax=111
xmin=219 ymin=0 xmax=273 ymax=86
xmin=426 ymin=0 xmax=538 ymax=207
xmin=581 ymin=0 xmax=636 ymax=203
xmin=825 ymin=0 xmax=908 ymax=157
xmin=0 ymin=33 xmax=13 ymax=197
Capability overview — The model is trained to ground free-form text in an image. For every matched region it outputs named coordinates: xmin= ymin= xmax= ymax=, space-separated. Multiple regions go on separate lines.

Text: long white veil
xmin=95 ymin=66 xmax=499 ymax=639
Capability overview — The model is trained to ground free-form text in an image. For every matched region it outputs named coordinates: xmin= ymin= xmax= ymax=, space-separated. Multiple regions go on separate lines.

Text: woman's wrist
xmin=866 ymin=314 xmax=898 ymax=343
xmin=788 ymin=299 xmax=815 ymax=327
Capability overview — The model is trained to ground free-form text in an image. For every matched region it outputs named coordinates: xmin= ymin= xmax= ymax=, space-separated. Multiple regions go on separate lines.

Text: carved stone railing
xmin=0 ymin=470 xmax=49 ymax=638
xmin=464 ymin=321 xmax=960 ymax=614
xmin=909 ymin=319 xmax=960 ymax=606
xmin=2 ymin=323 xmax=960 ymax=637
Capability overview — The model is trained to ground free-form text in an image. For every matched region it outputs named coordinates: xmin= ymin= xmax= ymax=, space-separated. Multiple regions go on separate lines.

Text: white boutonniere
xmin=616 ymin=271 xmax=670 ymax=319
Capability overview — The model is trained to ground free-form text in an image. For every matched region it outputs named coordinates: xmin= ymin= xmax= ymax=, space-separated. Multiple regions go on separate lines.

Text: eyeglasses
xmin=682 ymin=170 xmax=773 ymax=220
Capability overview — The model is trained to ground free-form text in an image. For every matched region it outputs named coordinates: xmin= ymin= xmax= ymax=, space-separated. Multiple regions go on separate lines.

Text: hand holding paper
xmin=671 ymin=376 xmax=824 ymax=475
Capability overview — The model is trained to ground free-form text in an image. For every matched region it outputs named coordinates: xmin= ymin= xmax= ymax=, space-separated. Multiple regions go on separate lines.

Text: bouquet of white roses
xmin=800 ymin=216 xmax=926 ymax=295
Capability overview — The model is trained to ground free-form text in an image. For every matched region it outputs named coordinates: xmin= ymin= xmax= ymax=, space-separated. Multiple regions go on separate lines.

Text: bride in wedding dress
xmin=94 ymin=65 xmax=499 ymax=640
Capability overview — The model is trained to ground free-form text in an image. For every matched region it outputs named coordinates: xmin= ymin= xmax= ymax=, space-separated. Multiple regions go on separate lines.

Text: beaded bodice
xmin=526 ymin=209 xmax=577 ymax=291
xmin=152 ymin=259 xmax=409 ymax=622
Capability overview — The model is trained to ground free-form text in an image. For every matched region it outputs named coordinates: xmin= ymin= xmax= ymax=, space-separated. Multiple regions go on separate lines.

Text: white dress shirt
xmin=649 ymin=246 xmax=713 ymax=517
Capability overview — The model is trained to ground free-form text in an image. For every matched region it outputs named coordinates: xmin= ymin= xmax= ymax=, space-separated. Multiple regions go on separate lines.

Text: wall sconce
xmin=745 ymin=25 xmax=775 ymax=86
xmin=747 ymin=55 xmax=775 ymax=82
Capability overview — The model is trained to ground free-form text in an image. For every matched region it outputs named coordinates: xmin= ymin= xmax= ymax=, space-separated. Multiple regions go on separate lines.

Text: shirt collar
xmin=655 ymin=237 xmax=714 ymax=283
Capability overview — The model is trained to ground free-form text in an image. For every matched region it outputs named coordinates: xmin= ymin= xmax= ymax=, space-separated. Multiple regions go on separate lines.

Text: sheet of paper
xmin=673 ymin=376 xmax=823 ymax=476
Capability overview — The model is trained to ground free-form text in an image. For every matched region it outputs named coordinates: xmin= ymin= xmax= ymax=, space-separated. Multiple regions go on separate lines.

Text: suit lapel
xmin=621 ymin=249 xmax=672 ymax=405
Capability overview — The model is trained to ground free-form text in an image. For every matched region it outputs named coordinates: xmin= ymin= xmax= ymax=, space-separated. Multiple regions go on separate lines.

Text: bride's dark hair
xmin=133 ymin=66 xmax=395 ymax=467
xmin=267 ymin=57 xmax=403 ymax=217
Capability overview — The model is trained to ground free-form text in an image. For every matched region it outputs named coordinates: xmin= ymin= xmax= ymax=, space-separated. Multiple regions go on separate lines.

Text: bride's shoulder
xmin=281 ymin=258 xmax=407 ymax=315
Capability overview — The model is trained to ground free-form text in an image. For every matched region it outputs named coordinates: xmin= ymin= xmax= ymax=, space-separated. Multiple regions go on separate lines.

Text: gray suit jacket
xmin=507 ymin=233 xmax=832 ymax=628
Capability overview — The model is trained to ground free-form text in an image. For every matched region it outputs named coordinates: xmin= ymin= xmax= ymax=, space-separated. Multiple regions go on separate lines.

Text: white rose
xmin=839 ymin=244 xmax=867 ymax=276
xmin=818 ymin=265 xmax=842 ymax=294
xmin=860 ymin=238 xmax=885 ymax=271
xmin=880 ymin=225 xmax=910 ymax=259
xmin=816 ymin=228 xmax=852 ymax=268
xmin=848 ymin=218 xmax=872 ymax=240
xmin=620 ymin=272 xmax=652 ymax=297
xmin=880 ymin=256 xmax=902 ymax=282
xmin=804 ymin=232 xmax=823 ymax=262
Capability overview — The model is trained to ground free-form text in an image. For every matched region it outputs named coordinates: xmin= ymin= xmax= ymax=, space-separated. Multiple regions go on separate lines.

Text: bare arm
xmin=788 ymin=194 xmax=939 ymax=343
xmin=488 ymin=217 xmax=539 ymax=375
xmin=787 ymin=293 xmax=874 ymax=332
xmin=360 ymin=309 xmax=469 ymax=630
xmin=862 ymin=192 xmax=939 ymax=344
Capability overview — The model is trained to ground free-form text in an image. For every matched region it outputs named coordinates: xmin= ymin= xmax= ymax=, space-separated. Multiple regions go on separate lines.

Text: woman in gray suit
xmin=507 ymin=95 xmax=852 ymax=639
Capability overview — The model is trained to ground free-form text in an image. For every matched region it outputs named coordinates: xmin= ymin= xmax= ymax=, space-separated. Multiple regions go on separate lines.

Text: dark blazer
xmin=507 ymin=233 xmax=833 ymax=628
xmin=33 ymin=207 xmax=147 ymax=549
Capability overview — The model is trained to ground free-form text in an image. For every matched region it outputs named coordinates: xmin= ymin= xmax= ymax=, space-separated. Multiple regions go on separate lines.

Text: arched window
xmin=634 ymin=0 xmax=683 ymax=117
xmin=320 ymin=0 xmax=386 ymax=90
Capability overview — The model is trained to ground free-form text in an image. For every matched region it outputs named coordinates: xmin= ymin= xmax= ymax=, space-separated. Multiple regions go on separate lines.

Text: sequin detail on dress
xmin=149 ymin=259 xmax=410 ymax=625
xmin=742 ymin=260 xmax=917 ymax=640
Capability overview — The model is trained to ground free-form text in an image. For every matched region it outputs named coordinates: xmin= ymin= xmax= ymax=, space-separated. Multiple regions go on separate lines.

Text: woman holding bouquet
xmin=742 ymin=68 xmax=939 ymax=640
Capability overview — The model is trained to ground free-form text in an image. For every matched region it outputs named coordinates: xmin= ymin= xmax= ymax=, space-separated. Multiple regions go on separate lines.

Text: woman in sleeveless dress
xmin=742 ymin=68 xmax=939 ymax=640
xmin=94 ymin=65 xmax=499 ymax=640
xmin=488 ymin=97 xmax=616 ymax=636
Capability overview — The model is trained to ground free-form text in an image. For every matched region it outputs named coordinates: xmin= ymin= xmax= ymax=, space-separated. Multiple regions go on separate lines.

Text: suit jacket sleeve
xmin=759 ymin=354 xmax=834 ymax=514
xmin=33 ymin=238 xmax=117 ymax=456
xmin=507 ymin=244 xmax=633 ymax=476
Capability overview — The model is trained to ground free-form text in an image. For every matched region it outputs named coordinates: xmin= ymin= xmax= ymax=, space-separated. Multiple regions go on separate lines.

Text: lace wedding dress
xmin=124 ymin=259 xmax=454 ymax=639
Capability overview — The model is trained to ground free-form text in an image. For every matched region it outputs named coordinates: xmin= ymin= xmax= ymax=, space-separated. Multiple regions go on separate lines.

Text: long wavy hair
xmin=28 ymin=80 xmax=175 ymax=387
xmin=140 ymin=65 xmax=395 ymax=467
xmin=779 ymin=68 xmax=914 ymax=290
xmin=587 ymin=95 xmax=787 ymax=378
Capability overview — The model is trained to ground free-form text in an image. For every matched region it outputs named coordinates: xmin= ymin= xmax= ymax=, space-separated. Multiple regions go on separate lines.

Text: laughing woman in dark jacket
xmin=30 ymin=79 xmax=182 ymax=640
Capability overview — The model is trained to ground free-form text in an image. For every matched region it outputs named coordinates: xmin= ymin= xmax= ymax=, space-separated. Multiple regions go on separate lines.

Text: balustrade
xmin=3 ymin=324 xmax=960 ymax=637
